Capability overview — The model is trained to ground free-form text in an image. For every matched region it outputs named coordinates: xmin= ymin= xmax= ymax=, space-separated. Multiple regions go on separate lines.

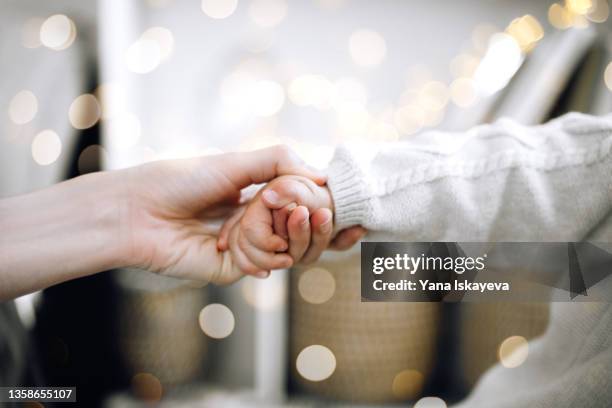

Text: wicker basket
xmin=290 ymin=252 xmax=441 ymax=403
xmin=459 ymin=302 xmax=550 ymax=387
xmin=117 ymin=270 xmax=208 ymax=387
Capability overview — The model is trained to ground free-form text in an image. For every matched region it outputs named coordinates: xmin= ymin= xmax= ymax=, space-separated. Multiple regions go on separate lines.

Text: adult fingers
xmin=209 ymin=145 xmax=326 ymax=191
xmin=287 ymin=206 xmax=311 ymax=262
xmin=300 ymin=208 xmax=333 ymax=265
xmin=330 ymin=226 xmax=367 ymax=250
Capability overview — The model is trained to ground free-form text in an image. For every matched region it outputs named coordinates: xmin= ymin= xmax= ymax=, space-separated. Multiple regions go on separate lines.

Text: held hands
xmin=124 ymin=145 xmax=364 ymax=286
xmin=216 ymin=175 xmax=366 ymax=280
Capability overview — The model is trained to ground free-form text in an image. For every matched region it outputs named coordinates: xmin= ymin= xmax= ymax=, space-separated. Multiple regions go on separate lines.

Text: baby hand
xmin=217 ymin=175 xmax=334 ymax=277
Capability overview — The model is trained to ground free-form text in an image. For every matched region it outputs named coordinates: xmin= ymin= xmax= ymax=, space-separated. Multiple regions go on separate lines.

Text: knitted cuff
xmin=326 ymin=146 xmax=370 ymax=231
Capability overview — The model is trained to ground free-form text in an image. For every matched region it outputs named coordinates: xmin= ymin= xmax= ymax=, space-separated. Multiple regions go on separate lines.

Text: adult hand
xmin=122 ymin=145 xmax=326 ymax=284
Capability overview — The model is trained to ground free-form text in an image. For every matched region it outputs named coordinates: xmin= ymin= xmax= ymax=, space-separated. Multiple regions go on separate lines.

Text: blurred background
xmin=0 ymin=0 xmax=611 ymax=407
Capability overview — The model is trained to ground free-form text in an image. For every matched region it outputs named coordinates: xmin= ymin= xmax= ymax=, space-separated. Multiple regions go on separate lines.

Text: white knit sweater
xmin=326 ymin=112 xmax=612 ymax=407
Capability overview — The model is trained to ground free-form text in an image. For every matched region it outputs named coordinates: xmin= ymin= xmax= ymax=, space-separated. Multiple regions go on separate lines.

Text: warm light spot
xmin=418 ymin=81 xmax=450 ymax=112
xmin=95 ymin=82 xmax=127 ymax=119
xmin=131 ymin=373 xmax=163 ymax=402
xmin=296 ymin=345 xmax=336 ymax=381
xmin=249 ymin=0 xmax=288 ymax=28
xmin=201 ymin=0 xmax=238 ymax=19
xmin=32 ymin=130 xmax=62 ymax=165
xmin=450 ymin=54 xmax=480 ymax=78
xmin=604 ymin=62 xmax=612 ymax=91
xmin=298 ymin=267 xmax=335 ymax=304
xmin=566 ymin=0 xmax=593 ymax=15
xmin=40 ymin=14 xmax=76 ymax=50
xmin=141 ymin=27 xmax=174 ymax=61
xmin=241 ymin=276 xmax=286 ymax=310
xmin=78 ymin=144 xmax=108 ymax=174
xmin=348 ymin=29 xmax=387 ymax=67
xmin=392 ymin=369 xmax=425 ymax=400
xmin=22 ymin=18 xmax=44 ymax=48
xmin=394 ymin=105 xmax=425 ymax=136
xmin=69 ymin=94 xmax=100 ymax=129
xmin=499 ymin=335 xmax=529 ymax=368
xmin=422 ymin=107 xmax=445 ymax=128
xmin=106 ymin=112 xmax=141 ymax=150
xmin=471 ymin=23 xmax=500 ymax=53
xmin=506 ymin=15 xmax=544 ymax=52
xmin=587 ymin=0 xmax=609 ymax=22
xmin=126 ymin=39 xmax=162 ymax=74
xmin=405 ymin=65 xmax=433 ymax=89
xmin=548 ymin=3 xmax=574 ymax=29
xmin=8 ymin=90 xmax=38 ymax=125
xmin=473 ymin=33 xmax=523 ymax=96
xmin=368 ymin=120 xmax=399 ymax=142
xmin=414 ymin=396 xmax=447 ymax=408
xmin=198 ymin=303 xmax=235 ymax=339
xmin=450 ymin=78 xmax=478 ymax=108
xmin=253 ymin=79 xmax=285 ymax=116
xmin=288 ymin=74 xmax=334 ymax=109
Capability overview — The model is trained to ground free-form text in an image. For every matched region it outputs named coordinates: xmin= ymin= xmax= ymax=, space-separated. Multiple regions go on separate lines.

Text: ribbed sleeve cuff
xmin=326 ymin=146 xmax=371 ymax=231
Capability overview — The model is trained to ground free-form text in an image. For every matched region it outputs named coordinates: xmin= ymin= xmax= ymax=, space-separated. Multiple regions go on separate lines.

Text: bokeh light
xmin=450 ymin=53 xmax=480 ymax=78
xmin=253 ymin=79 xmax=285 ymax=116
xmin=296 ymin=345 xmax=336 ymax=381
xmin=348 ymin=29 xmax=387 ymax=67
xmin=498 ymin=335 xmax=529 ymax=368
xmin=414 ymin=396 xmax=447 ymax=408
xmin=241 ymin=276 xmax=286 ymax=310
xmin=391 ymin=369 xmax=425 ymax=400
xmin=8 ymin=90 xmax=38 ymax=125
xmin=394 ymin=105 xmax=425 ymax=136
xmin=450 ymin=77 xmax=478 ymax=108
xmin=126 ymin=39 xmax=162 ymax=74
xmin=31 ymin=130 xmax=62 ymax=165
xmin=505 ymin=14 xmax=544 ymax=52
xmin=69 ymin=94 xmax=101 ymax=129
xmin=141 ymin=27 xmax=175 ymax=61
xmin=201 ymin=0 xmax=238 ymax=19
xmin=198 ymin=303 xmax=235 ymax=339
xmin=288 ymin=74 xmax=334 ymax=109
xmin=586 ymin=0 xmax=609 ymax=22
xmin=131 ymin=373 xmax=163 ymax=402
xmin=249 ymin=0 xmax=288 ymax=28
xmin=298 ymin=267 xmax=335 ymax=304
xmin=39 ymin=14 xmax=76 ymax=50
xmin=78 ymin=144 xmax=108 ymax=174
xmin=95 ymin=82 xmax=128 ymax=119
xmin=473 ymin=33 xmax=523 ymax=96
xmin=604 ymin=62 xmax=612 ymax=91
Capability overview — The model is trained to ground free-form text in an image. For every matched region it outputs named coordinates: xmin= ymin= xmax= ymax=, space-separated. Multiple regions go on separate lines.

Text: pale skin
xmin=0 ymin=145 xmax=364 ymax=301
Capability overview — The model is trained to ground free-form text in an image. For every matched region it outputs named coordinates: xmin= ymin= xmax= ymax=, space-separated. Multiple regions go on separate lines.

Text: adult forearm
xmin=0 ymin=171 xmax=129 ymax=300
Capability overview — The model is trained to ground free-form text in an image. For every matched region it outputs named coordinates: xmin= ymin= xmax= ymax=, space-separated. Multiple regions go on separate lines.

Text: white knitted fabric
xmin=326 ymin=112 xmax=612 ymax=407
